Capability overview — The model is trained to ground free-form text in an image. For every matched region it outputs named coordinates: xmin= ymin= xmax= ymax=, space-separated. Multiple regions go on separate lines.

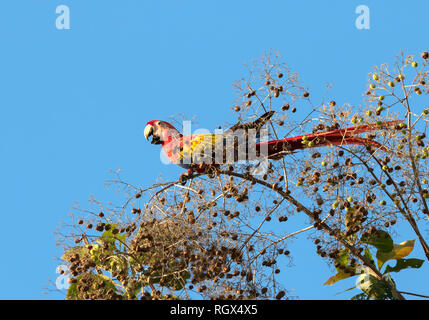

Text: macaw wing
xmin=177 ymin=130 xmax=267 ymax=167
xmin=226 ymin=111 xmax=275 ymax=134
xmin=177 ymin=134 xmax=218 ymax=165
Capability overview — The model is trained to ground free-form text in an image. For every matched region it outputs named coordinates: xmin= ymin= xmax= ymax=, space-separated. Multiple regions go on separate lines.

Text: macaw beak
xmin=144 ymin=124 xmax=163 ymax=145
xmin=144 ymin=124 xmax=154 ymax=141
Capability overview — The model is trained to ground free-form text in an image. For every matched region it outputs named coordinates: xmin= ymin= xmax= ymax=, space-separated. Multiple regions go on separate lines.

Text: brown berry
xmin=276 ymin=291 xmax=285 ymax=299
xmin=281 ymin=104 xmax=290 ymax=111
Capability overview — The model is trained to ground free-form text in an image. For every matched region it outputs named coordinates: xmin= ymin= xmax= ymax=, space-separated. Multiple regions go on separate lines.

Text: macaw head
xmin=144 ymin=120 xmax=181 ymax=145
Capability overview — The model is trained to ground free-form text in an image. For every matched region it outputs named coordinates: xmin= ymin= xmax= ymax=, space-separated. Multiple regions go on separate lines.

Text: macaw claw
xmin=179 ymin=170 xmax=194 ymax=185
xmin=179 ymin=173 xmax=188 ymax=185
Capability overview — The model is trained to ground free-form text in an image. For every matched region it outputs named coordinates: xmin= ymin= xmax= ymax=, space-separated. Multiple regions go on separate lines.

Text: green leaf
xmin=355 ymin=272 xmax=402 ymax=300
xmin=383 ymin=274 xmax=402 ymax=300
xmin=363 ymin=248 xmax=376 ymax=268
xmin=376 ymin=240 xmax=416 ymax=269
xmin=384 ymin=258 xmax=424 ymax=274
xmin=61 ymin=246 xmax=89 ymax=262
xmin=101 ymin=223 xmax=127 ymax=244
xmin=171 ymin=277 xmax=187 ymax=291
xmin=357 ymin=274 xmax=389 ymax=300
xmin=66 ymin=275 xmax=84 ymax=300
xmin=361 ymin=230 xmax=394 ymax=253
xmin=335 ymin=249 xmax=350 ymax=272
xmin=66 ymin=281 xmax=81 ymax=300
xmin=324 ymin=267 xmax=356 ymax=286
xmin=106 ymin=256 xmax=129 ymax=273
xmin=335 ymin=285 xmax=357 ymax=296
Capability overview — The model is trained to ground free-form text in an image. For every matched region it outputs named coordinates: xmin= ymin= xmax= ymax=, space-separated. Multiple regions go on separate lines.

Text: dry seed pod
xmin=274 ymin=89 xmax=280 ymax=97
xmin=276 ymin=291 xmax=285 ymax=300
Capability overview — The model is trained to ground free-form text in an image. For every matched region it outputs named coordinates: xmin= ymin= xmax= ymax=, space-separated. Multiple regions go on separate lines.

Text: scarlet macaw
xmin=144 ymin=112 xmax=397 ymax=176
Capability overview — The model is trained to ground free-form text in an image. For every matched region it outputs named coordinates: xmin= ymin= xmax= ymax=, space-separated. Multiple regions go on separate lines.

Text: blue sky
xmin=0 ymin=0 xmax=428 ymax=299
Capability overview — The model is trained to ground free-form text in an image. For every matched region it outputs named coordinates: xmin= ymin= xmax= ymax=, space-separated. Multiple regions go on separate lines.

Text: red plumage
xmin=144 ymin=115 xmax=400 ymax=174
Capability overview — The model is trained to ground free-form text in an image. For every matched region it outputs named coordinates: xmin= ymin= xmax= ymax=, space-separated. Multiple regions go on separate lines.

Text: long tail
xmin=257 ymin=120 xmax=401 ymax=159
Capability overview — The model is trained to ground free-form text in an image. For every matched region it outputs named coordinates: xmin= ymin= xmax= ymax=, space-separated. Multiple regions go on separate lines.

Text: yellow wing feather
xmin=178 ymin=134 xmax=217 ymax=164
